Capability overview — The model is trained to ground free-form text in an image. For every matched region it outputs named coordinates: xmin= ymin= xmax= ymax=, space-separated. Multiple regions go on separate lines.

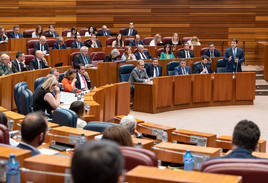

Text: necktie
xmin=18 ymin=61 xmax=21 ymax=72
xmin=81 ymin=74 xmax=87 ymax=89
xmin=104 ymin=32 xmax=106 ymax=36
xmin=154 ymin=67 xmax=158 ymax=77
xmin=233 ymin=48 xmax=236 ymax=58
xmin=37 ymin=60 xmax=40 ymax=69
xmin=210 ymin=51 xmax=214 ymax=58
xmin=94 ymin=42 xmax=97 ymax=48
xmin=142 ymin=53 xmax=146 ymax=60
xmin=16 ymin=34 xmax=19 ymax=38
xmin=77 ymin=42 xmax=80 ymax=48
xmin=185 ymin=51 xmax=189 ymax=58
xmin=83 ymin=56 xmax=88 ymax=65
xmin=2 ymin=65 xmax=6 ymax=72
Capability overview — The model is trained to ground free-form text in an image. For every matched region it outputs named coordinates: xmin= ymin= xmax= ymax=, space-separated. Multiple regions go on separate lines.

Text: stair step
xmin=256 ymin=85 xmax=268 ymax=90
xmin=255 ymin=90 xmax=268 ymax=96
xmin=245 ymin=70 xmax=264 ymax=74
xmin=256 ymin=75 xmax=264 ymax=80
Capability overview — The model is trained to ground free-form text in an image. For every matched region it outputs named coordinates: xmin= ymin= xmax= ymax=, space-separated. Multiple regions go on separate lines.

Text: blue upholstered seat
xmin=119 ymin=64 xmax=135 ymax=82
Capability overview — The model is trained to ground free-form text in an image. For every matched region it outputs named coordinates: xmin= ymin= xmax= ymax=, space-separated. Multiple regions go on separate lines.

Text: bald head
xmin=35 ymin=50 xmax=43 ymax=59
xmin=40 ymin=36 xmax=47 ymax=45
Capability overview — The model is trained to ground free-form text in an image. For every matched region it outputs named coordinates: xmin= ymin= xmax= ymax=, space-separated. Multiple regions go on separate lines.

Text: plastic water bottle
xmin=136 ymin=142 xmax=142 ymax=148
xmin=79 ymin=134 xmax=87 ymax=145
xmin=162 ymin=130 xmax=168 ymax=142
xmin=6 ymin=154 xmax=20 ymax=183
xmin=184 ymin=150 xmax=193 ymax=171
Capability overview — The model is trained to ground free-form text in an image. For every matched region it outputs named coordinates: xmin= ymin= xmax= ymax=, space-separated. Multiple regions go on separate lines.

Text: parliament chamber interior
xmin=0 ymin=0 xmax=268 ymax=182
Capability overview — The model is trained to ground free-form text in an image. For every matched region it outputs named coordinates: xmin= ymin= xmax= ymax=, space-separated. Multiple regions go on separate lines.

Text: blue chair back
xmin=59 ymin=73 xmax=65 ymax=83
xmin=20 ymin=89 xmax=33 ymax=115
xmin=119 ymin=64 xmax=135 ymax=82
xmin=216 ymin=59 xmax=226 ymax=73
xmin=166 ymin=61 xmax=180 ymax=76
xmin=52 ymin=108 xmax=77 ymax=127
xmin=14 ymin=82 xmax=28 ymax=113
xmin=83 ymin=122 xmax=116 ymax=133
xmin=34 ymin=77 xmax=47 ymax=91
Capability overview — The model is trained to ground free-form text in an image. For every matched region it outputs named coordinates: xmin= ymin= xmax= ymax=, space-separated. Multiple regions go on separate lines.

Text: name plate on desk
xmin=68 ymin=134 xmax=80 ymax=145
xmin=152 ymin=129 xmax=163 ymax=140
xmin=190 ymin=136 xmax=207 ymax=147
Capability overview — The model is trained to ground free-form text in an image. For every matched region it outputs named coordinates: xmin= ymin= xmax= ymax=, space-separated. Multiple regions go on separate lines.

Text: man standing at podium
xmin=224 ymin=39 xmax=245 ymax=72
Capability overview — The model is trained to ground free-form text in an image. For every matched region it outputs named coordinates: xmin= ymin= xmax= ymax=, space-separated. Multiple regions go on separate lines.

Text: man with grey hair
xmin=104 ymin=49 xmax=121 ymax=62
xmin=129 ymin=60 xmax=149 ymax=84
xmin=34 ymin=36 xmax=50 ymax=54
xmin=134 ymin=44 xmax=152 ymax=60
xmin=53 ymin=36 xmax=66 ymax=49
xmin=73 ymin=46 xmax=92 ymax=68
xmin=0 ymin=54 xmax=13 ymax=76
xmin=120 ymin=115 xmax=143 ymax=138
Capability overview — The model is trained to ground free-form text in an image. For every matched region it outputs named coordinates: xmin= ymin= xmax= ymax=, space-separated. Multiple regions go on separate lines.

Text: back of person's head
xmin=70 ymin=101 xmax=84 ymax=118
xmin=120 ymin=115 xmax=137 ymax=135
xmin=21 ymin=112 xmax=48 ymax=144
xmin=71 ymin=140 xmax=124 ymax=183
xmin=102 ymin=125 xmax=133 ymax=146
xmin=49 ymin=68 xmax=58 ymax=75
xmin=232 ymin=119 xmax=260 ymax=151
xmin=0 ymin=111 xmax=8 ymax=127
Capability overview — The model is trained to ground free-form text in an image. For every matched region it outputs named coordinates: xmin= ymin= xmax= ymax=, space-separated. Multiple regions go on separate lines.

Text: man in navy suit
xmin=8 ymin=25 xmax=23 ymax=38
xmin=203 ymin=42 xmax=221 ymax=58
xmin=97 ymin=25 xmax=111 ymax=36
xmin=34 ymin=36 xmax=50 ymax=54
xmin=174 ymin=59 xmax=191 ymax=75
xmin=75 ymin=64 xmax=91 ymax=90
xmin=193 ymin=55 xmax=212 ymax=74
xmin=53 ymin=36 xmax=67 ymax=50
xmin=223 ymin=39 xmax=245 ymax=72
xmin=11 ymin=51 xmax=28 ymax=73
xmin=123 ymin=22 xmax=138 ymax=36
xmin=17 ymin=112 xmax=48 ymax=156
xmin=129 ymin=34 xmax=145 ymax=47
xmin=29 ymin=50 xmax=49 ymax=70
xmin=178 ymin=43 xmax=194 ymax=58
xmin=134 ymin=44 xmax=152 ymax=60
xmin=85 ymin=34 xmax=102 ymax=48
xmin=146 ymin=58 xmax=162 ymax=78
xmin=71 ymin=35 xmax=84 ymax=49
xmin=73 ymin=46 xmax=92 ymax=68
xmin=44 ymin=25 xmax=59 ymax=38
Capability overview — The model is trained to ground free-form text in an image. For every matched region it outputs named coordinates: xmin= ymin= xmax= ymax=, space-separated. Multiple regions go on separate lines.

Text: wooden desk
xmin=113 ymin=115 xmax=144 ymax=124
xmin=257 ymin=42 xmax=268 ymax=82
xmin=0 ymin=43 xmax=8 ymax=51
xmin=3 ymin=111 xmax=25 ymax=126
xmin=0 ymin=106 xmax=7 ymax=112
xmin=126 ymin=166 xmax=242 ymax=183
xmin=132 ymin=137 xmax=154 ymax=150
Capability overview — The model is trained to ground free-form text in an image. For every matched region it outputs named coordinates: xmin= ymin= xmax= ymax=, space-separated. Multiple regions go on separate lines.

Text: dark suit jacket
xmin=174 ymin=66 xmax=191 ymax=75
xmin=34 ymin=41 xmax=50 ymax=54
xmin=11 ymin=59 xmax=28 ymax=73
xmin=203 ymin=49 xmax=221 ymax=58
xmin=134 ymin=51 xmax=152 ymax=60
xmin=8 ymin=32 xmax=23 ymax=38
xmin=169 ymin=39 xmax=182 ymax=46
xmin=85 ymin=40 xmax=102 ymax=48
xmin=147 ymin=65 xmax=162 ymax=78
xmin=70 ymin=41 xmax=84 ymax=49
xmin=129 ymin=40 xmax=145 ymax=47
xmin=178 ymin=49 xmax=194 ymax=58
xmin=104 ymin=54 xmax=122 ymax=62
xmin=97 ymin=30 xmax=111 ymax=36
xmin=29 ymin=58 xmax=49 ymax=70
xmin=17 ymin=143 xmax=40 ymax=156
xmin=0 ymin=35 xmax=8 ymax=42
xmin=52 ymin=43 xmax=67 ymax=50
xmin=123 ymin=28 xmax=138 ymax=36
xmin=73 ymin=54 xmax=91 ymax=68
xmin=193 ymin=62 xmax=212 ymax=74
xmin=44 ymin=31 xmax=59 ymax=38
xmin=75 ymin=73 xmax=91 ymax=90
xmin=223 ymin=47 xmax=245 ymax=72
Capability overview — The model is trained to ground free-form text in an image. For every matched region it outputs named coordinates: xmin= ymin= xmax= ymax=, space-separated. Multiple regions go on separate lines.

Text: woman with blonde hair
xmin=187 ymin=36 xmax=201 ymax=50
xmin=169 ymin=33 xmax=181 ymax=47
xmin=121 ymin=46 xmax=136 ymax=61
xmin=149 ymin=33 xmax=163 ymax=46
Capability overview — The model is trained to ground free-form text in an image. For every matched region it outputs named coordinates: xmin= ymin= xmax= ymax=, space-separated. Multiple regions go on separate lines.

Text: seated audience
xmin=121 ymin=46 xmax=136 ymax=61
xmin=187 ymin=36 xmax=201 ymax=50
xmin=32 ymin=25 xmax=43 ymax=38
xmin=73 ymin=46 xmax=92 ymax=68
xmin=69 ymin=101 xmax=87 ymax=129
xmin=34 ymin=36 xmax=50 ymax=54
xmin=11 ymin=51 xmax=27 ymax=73
xmin=33 ymin=77 xmax=60 ymax=115
xmin=85 ymin=34 xmax=102 ymax=48
xmin=129 ymin=60 xmax=149 ymax=84
xmin=102 ymin=125 xmax=133 ymax=146
xmin=61 ymin=68 xmax=80 ymax=93
xmin=193 ymin=55 xmax=212 ymax=74
xmin=209 ymin=119 xmax=261 ymax=160
xmin=149 ymin=33 xmax=163 ymax=46
xmin=85 ymin=26 xmax=97 ymax=37
xmin=17 ymin=112 xmax=48 ymax=156
xmin=0 ymin=26 xmax=8 ymax=44
xmin=75 ymin=64 xmax=91 ymax=90
xmin=104 ymin=49 xmax=121 ymax=62
xmin=160 ymin=44 xmax=175 ymax=59
xmin=147 ymin=58 xmax=162 ymax=78
xmin=112 ymin=33 xmax=124 ymax=47
xmin=44 ymin=25 xmax=59 ymax=37
xmin=123 ymin=22 xmax=138 ymax=36
xmin=120 ymin=115 xmax=142 ymax=138
xmin=177 ymin=43 xmax=194 ymax=58
xmin=169 ymin=33 xmax=181 ymax=48
xmin=53 ymin=36 xmax=67 ymax=50
xmin=71 ymin=140 xmax=124 ymax=183
xmin=97 ymin=25 xmax=111 ymax=36
xmin=8 ymin=25 xmax=23 ymax=38
xmin=0 ymin=111 xmax=18 ymax=146
xmin=203 ymin=42 xmax=221 ymax=58
xmin=71 ymin=35 xmax=84 ymax=49
xmin=0 ymin=54 xmax=12 ymax=76
xmin=29 ymin=50 xmax=49 ymax=70
xmin=129 ymin=34 xmax=145 ymax=46
xmin=67 ymin=26 xmax=80 ymax=38
xmin=174 ymin=59 xmax=191 ymax=75
xmin=134 ymin=44 xmax=152 ymax=60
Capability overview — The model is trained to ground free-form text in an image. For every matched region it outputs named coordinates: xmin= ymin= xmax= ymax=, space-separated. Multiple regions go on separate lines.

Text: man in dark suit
xmin=174 ymin=59 xmax=191 ymax=75
xmin=17 ymin=112 xmax=48 ymax=156
xmin=73 ymin=46 xmax=92 ymax=68
xmin=97 ymin=25 xmax=111 ymax=36
xmin=71 ymin=35 xmax=84 ymax=49
xmin=0 ymin=26 xmax=8 ymax=44
xmin=129 ymin=34 xmax=145 ymax=47
xmin=134 ymin=44 xmax=152 ymax=60
xmin=11 ymin=51 xmax=28 ymax=73
xmin=34 ymin=36 xmax=50 ymax=54
xmin=193 ymin=55 xmax=212 ymax=74
xmin=85 ymin=34 xmax=102 ymax=48
xmin=8 ymin=25 xmax=23 ymax=38
xmin=53 ymin=36 xmax=67 ymax=50
xmin=29 ymin=50 xmax=49 ymax=70
xmin=178 ymin=43 xmax=194 ymax=58
xmin=123 ymin=22 xmax=138 ymax=36
xmin=203 ymin=42 xmax=221 ymax=58
xmin=75 ymin=64 xmax=91 ymax=90
xmin=146 ymin=58 xmax=162 ymax=78
xmin=223 ymin=39 xmax=245 ymax=72
xmin=44 ymin=25 xmax=59 ymax=38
